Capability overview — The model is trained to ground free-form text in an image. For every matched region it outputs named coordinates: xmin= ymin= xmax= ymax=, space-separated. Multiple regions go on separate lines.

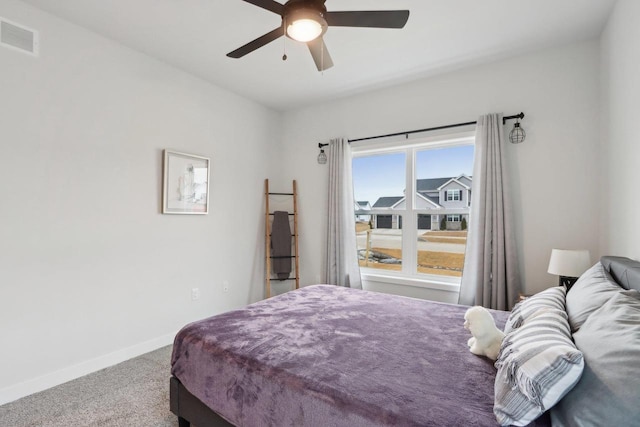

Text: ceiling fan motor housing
xmin=283 ymin=0 xmax=328 ymax=40
xmin=283 ymin=0 xmax=327 ymax=16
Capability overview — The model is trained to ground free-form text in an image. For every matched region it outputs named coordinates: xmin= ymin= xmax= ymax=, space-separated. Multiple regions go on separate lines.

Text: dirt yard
xmin=420 ymin=230 xmax=468 ymax=244
xmin=359 ymin=247 xmax=465 ymax=277
xmin=355 ymin=221 xmax=371 ymax=233
xmin=356 ymin=227 xmax=466 ymax=277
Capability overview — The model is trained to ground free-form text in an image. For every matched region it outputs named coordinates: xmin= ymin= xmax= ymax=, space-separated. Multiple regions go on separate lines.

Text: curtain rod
xmin=318 ymin=112 xmax=524 ymax=148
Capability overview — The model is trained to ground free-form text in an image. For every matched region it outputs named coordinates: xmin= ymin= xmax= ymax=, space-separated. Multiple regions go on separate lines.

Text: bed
xmin=170 ymin=256 xmax=640 ymax=426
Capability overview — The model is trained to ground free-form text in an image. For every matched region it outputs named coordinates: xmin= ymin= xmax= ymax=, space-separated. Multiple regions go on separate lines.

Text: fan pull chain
xmin=282 ymin=21 xmax=287 ymax=61
xmin=321 ymin=37 xmax=324 ymax=75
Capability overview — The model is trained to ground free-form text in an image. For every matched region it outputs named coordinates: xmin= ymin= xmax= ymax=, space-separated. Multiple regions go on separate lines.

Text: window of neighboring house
xmin=352 ymin=132 xmax=474 ymax=285
xmin=446 ymin=189 xmax=461 ymax=201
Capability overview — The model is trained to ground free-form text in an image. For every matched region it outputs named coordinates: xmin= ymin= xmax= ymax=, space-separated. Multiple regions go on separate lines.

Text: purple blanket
xmin=171 ymin=285 xmax=547 ymax=426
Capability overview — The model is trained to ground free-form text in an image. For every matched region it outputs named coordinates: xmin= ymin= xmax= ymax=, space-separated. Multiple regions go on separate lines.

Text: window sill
xmin=360 ymin=271 xmax=461 ymax=293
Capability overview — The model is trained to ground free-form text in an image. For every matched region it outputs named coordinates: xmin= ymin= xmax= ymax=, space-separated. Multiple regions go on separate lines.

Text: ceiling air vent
xmin=1 ymin=17 xmax=39 ymax=56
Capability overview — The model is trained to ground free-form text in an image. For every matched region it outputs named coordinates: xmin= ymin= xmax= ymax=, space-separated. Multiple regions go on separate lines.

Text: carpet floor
xmin=0 ymin=345 xmax=179 ymax=427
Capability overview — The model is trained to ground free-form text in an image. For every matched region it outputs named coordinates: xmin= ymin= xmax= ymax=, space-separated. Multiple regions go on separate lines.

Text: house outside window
xmin=352 ymin=132 xmax=474 ymax=285
xmin=446 ymin=189 xmax=461 ymax=201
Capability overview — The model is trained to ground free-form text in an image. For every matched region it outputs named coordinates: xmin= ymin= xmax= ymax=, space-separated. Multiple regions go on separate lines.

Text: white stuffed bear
xmin=463 ymin=306 xmax=505 ymax=361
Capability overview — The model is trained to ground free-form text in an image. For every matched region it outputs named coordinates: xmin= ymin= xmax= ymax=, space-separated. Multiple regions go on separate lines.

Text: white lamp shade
xmin=547 ymin=249 xmax=591 ymax=278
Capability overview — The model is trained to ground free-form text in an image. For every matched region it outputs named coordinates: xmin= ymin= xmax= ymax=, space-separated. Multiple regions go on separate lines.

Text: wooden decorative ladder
xmin=264 ymin=179 xmax=299 ymax=298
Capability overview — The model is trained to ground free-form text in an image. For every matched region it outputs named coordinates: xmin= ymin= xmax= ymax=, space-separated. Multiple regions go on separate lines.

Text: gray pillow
xmin=550 ymin=290 xmax=640 ymax=427
xmin=565 ymin=262 xmax=621 ymax=332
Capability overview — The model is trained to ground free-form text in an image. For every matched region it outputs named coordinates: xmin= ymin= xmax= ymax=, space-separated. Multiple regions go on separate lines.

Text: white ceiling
xmin=22 ymin=0 xmax=616 ymax=112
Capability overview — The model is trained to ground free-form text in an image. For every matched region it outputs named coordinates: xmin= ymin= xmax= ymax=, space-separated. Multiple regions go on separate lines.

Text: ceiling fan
xmin=227 ymin=0 xmax=410 ymax=71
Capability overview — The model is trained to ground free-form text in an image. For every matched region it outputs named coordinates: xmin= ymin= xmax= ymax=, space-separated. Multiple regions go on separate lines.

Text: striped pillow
xmin=494 ymin=308 xmax=584 ymax=426
xmin=503 ymin=286 xmax=566 ymax=335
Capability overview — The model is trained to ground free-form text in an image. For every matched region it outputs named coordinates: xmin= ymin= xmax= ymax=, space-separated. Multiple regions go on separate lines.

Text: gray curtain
xmin=325 ymin=138 xmax=362 ymax=289
xmin=458 ymin=114 xmax=521 ymax=310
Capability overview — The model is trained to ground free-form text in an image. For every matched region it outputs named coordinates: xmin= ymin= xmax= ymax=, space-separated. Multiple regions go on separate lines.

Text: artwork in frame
xmin=163 ymin=150 xmax=210 ymax=214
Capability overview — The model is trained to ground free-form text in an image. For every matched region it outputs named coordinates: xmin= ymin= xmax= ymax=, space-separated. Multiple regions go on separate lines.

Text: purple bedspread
xmin=171 ymin=285 xmax=549 ymax=426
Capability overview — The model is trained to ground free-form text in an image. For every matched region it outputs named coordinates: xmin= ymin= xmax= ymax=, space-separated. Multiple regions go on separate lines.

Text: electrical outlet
xmin=223 ymin=281 xmax=229 ymax=292
xmin=191 ymin=288 xmax=200 ymax=301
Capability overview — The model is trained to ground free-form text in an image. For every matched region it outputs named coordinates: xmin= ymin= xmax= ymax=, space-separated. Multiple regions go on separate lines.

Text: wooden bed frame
xmin=169 ymin=256 xmax=640 ymax=427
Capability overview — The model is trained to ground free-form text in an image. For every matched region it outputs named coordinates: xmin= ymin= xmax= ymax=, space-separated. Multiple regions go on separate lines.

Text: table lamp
xmin=547 ymin=249 xmax=591 ymax=289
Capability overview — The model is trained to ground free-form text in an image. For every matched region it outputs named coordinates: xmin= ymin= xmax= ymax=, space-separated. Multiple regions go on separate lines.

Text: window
xmin=352 ymin=152 xmax=405 ymax=272
xmin=446 ymin=189 xmax=461 ymax=201
xmin=352 ymin=133 xmax=474 ymax=283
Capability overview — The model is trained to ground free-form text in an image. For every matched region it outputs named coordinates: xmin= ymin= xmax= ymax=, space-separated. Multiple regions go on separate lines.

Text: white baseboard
xmin=0 ymin=333 xmax=175 ymax=406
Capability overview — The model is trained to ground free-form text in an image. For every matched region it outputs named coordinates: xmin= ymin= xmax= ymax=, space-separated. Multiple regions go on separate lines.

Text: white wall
xmin=279 ymin=40 xmax=602 ymax=298
xmin=599 ymin=0 xmax=640 ymax=260
xmin=0 ymin=0 xmax=279 ymax=403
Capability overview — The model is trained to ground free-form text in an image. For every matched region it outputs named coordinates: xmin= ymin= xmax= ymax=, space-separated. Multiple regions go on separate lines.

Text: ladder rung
xmin=268 ymin=213 xmax=295 ymax=216
xmin=268 ymin=192 xmax=294 ymax=196
xmin=270 ymin=255 xmax=296 ymax=259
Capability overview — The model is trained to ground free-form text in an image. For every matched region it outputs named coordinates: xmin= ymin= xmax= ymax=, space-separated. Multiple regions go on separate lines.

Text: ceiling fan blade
xmin=240 ymin=0 xmax=284 ymax=15
xmin=227 ymin=26 xmax=284 ymax=58
xmin=308 ymin=37 xmax=334 ymax=71
xmin=325 ymin=10 xmax=410 ymax=28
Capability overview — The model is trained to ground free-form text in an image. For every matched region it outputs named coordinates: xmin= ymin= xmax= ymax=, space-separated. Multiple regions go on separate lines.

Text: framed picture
xmin=163 ymin=150 xmax=210 ymax=214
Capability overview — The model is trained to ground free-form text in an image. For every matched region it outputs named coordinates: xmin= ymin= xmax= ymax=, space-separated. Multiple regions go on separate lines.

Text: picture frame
xmin=163 ymin=150 xmax=210 ymax=214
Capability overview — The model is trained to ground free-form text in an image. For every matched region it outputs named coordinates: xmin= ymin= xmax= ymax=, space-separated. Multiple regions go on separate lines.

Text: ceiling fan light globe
xmin=285 ymin=8 xmax=327 ymax=42
xmin=287 ymin=19 xmax=323 ymax=42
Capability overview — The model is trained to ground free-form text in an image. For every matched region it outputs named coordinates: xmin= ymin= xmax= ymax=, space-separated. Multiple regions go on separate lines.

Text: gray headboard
xmin=600 ymin=256 xmax=640 ymax=292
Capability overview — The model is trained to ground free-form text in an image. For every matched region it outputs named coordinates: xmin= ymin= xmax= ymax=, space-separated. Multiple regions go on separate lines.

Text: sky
xmin=352 ymin=145 xmax=474 ymax=206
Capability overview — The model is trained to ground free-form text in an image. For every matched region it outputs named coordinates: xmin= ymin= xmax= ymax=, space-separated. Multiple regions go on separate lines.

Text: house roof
xmin=417 ymin=175 xmax=473 ymax=192
xmin=372 ymin=175 xmax=472 ymax=209
xmin=372 ymin=196 xmax=404 ymax=208
xmin=416 ymin=177 xmax=454 ymax=192
xmin=437 ymin=176 xmax=471 ymax=191
xmin=419 ymin=193 xmax=442 ymax=207
xmin=416 ymin=193 xmax=442 ymax=208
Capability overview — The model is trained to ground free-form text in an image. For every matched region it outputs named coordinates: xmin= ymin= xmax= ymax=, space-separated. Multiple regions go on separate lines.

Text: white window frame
xmin=447 ymin=214 xmax=461 ymax=222
xmin=446 ymin=189 xmax=461 ymax=201
xmin=351 ymin=131 xmax=474 ymax=290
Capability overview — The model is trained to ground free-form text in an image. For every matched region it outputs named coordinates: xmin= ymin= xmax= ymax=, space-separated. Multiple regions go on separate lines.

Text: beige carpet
xmin=0 ymin=345 xmax=178 ymax=427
